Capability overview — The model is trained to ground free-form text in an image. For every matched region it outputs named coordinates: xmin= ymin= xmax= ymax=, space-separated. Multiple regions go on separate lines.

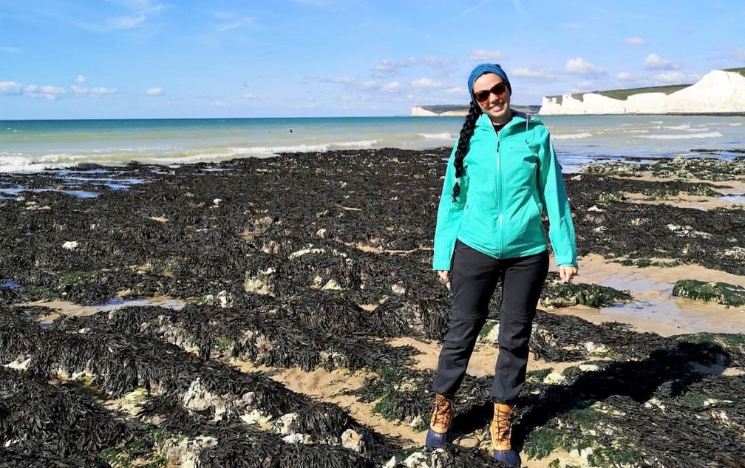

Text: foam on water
xmin=552 ymin=132 xmax=593 ymax=140
xmin=639 ymin=131 xmax=724 ymax=140
xmin=420 ymin=133 xmax=455 ymax=140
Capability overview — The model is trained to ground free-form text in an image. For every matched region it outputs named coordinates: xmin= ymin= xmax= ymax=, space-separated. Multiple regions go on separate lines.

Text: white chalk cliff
xmin=539 ymin=70 xmax=745 ymax=115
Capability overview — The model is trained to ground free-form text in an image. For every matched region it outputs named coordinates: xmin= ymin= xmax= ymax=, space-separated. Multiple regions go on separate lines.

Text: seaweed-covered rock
xmin=672 ymin=279 xmax=745 ymax=307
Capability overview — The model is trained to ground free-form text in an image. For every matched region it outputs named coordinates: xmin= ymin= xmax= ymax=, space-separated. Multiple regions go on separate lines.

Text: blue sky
xmin=1 ymin=0 xmax=744 ymax=119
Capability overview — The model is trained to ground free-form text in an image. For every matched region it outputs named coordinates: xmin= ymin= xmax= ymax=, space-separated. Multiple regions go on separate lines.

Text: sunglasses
xmin=474 ymin=82 xmax=508 ymax=103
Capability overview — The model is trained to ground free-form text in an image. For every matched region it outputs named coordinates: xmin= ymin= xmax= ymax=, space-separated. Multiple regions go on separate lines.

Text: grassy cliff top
xmin=724 ymin=67 xmax=745 ymax=77
xmin=547 ymin=68 xmax=745 ymax=102
xmin=548 ymin=84 xmax=691 ymax=102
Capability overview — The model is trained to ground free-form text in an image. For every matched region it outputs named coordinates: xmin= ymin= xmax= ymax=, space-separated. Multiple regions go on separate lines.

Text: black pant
xmin=433 ymin=240 xmax=548 ymax=405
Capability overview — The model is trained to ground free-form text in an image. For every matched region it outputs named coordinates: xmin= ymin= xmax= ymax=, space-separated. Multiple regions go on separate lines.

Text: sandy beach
xmin=1 ymin=149 xmax=744 ymax=467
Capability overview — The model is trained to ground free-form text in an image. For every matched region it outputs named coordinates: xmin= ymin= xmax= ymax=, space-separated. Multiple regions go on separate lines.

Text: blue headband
xmin=468 ymin=63 xmax=512 ymax=104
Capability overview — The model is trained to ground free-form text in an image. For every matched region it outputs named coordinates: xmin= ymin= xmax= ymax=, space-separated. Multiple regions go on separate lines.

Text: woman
xmin=426 ymin=63 xmax=578 ymax=467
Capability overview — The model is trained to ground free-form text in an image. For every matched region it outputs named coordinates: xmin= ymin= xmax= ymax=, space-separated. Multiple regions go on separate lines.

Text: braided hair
xmin=452 ymin=102 xmax=483 ymax=201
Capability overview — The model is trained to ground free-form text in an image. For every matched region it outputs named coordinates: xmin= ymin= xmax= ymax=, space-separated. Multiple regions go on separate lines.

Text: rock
xmin=321 ymin=279 xmax=343 ymax=291
xmin=341 ymin=429 xmax=364 ymax=452
xmin=383 ymin=456 xmax=397 ymax=468
xmin=244 ymin=268 xmax=274 ymax=296
xmin=182 ymin=378 xmax=229 ymax=421
xmin=216 ymin=290 xmax=234 ymax=308
xmin=240 ymin=408 xmax=274 ymax=427
xmin=282 ymin=433 xmax=311 ymax=444
xmin=316 ymin=228 xmax=328 ymax=239
xmin=401 ymin=451 xmax=428 ymax=468
xmin=62 ymin=241 xmax=79 ymax=251
xmin=272 ymin=413 xmax=300 ymax=436
xmin=672 ymin=279 xmax=745 ymax=307
xmin=583 ymin=342 xmax=611 ymax=356
xmin=164 ymin=436 xmax=217 ymax=467
xmin=391 ymin=283 xmax=406 ymax=295
xmin=543 ymin=372 xmax=567 ymax=385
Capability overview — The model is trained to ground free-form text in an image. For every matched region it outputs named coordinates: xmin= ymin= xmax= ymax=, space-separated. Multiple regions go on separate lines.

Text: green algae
xmin=478 ymin=321 xmax=497 ymax=340
xmin=544 ymin=281 xmax=632 ymax=309
xmin=526 ymin=368 xmax=553 ymax=382
xmin=672 ymin=279 xmax=745 ymax=307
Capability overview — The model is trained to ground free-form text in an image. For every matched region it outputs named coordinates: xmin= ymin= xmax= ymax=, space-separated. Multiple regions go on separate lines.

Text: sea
xmin=1 ymin=115 xmax=744 ymax=173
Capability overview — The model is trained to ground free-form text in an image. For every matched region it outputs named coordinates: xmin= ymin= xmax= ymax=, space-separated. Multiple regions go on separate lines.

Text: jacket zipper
xmin=495 ymin=128 xmax=503 ymax=258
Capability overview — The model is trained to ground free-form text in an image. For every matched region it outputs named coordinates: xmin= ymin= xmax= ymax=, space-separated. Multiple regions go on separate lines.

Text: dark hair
xmin=452 ymin=102 xmax=482 ymax=201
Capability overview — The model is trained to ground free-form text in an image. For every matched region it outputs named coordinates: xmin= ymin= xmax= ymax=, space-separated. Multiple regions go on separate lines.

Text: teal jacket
xmin=433 ymin=112 xmax=577 ymax=270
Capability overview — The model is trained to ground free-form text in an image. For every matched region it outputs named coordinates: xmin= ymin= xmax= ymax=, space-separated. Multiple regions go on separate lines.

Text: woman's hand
xmin=558 ymin=265 xmax=578 ymax=283
xmin=436 ymin=270 xmax=450 ymax=286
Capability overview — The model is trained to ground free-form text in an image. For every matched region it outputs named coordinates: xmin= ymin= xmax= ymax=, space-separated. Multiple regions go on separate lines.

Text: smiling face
xmin=473 ymin=73 xmax=512 ymax=126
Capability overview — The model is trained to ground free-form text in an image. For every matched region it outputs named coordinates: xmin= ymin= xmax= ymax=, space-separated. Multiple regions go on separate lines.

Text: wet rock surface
xmin=1 ymin=151 xmax=744 ymax=467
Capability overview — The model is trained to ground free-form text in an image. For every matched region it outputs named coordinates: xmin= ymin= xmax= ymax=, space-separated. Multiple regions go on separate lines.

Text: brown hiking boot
xmin=491 ymin=403 xmax=514 ymax=450
xmin=491 ymin=403 xmax=521 ymax=466
xmin=425 ymin=393 xmax=454 ymax=448
xmin=430 ymin=393 xmax=455 ymax=433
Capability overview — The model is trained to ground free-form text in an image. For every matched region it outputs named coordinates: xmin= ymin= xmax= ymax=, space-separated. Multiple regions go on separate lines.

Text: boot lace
xmin=432 ymin=396 xmax=453 ymax=427
xmin=493 ymin=407 xmax=513 ymax=441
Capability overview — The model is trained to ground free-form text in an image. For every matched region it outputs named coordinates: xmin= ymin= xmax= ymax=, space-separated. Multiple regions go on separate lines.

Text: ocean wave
xmin=639 ymin=131 xmax=723 ymax=140
xmin=331 ymin=139 xmax=378 ymax=148
xmin=552 ymin=132 xmax=593 ymax=140
xmin=663 ymin=124 xmax=711 ymax=132
xmin=729 ymin=122 xmax=743 ymax=126
xmin=420 ymin=133 xmax=455 ymax=140
xmin=0 ymin=156 xmax=73 ymax=173
xmin=230 ymin=144 xmax=330 ymax=155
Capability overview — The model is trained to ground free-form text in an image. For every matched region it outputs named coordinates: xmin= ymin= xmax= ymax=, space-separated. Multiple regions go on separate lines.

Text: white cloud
xmin=0 ymin=46 xmax=21 ymax=54
xmin=217 ymin=16 xmax=256 ymax=33
xmin=511 ymin=68 xmax=556 ymax=79
xmin=75 ymin=75 xmax=86 ymax=83
xmin=445 ymin=87 xmax=467 ymax=95
xmin=616 ymin=72 xmax=633 ymax=81
xmin=422 ymin=56 xmax=448 ymax=69
xmin=107 ymin=13 xmax=146 ymax=29
xmin=25 ymin=85 xmax=66 ymax=95
xmin=23 ymin=84 xmax=66 ymax=100
xmin=644 ymin=53 xmax=679 ymax=70
xmin=374 ymin=58 xmax=418 ymax=76
xmin=653 ymin=71 xmax=686 ymax=84
xmin=145 ymin=87 xmax=164 ymax=96
xmin=624 ymin=37 xmax=646 ymax=46
xmin=330 ymin=76 xmax=356 ymax=84
xmin=381 ymin=82 xmax=401 ymax=93
xmin=359 ymin=81 xmax=378 ymax=90
xmin=89 ymin=87 xmax=117 ymax=95
xmin=469 ymin=49 xmax=506 ymax=61
xmin=243 ymin=93 xmax=257 ymax=99
xmin=0 ymin=82 xmax=23 ymax=94
xmin=339 ymin=94 xmax=354 ymax=102
xmin=71 ymin=86 xmax=88 ymax=94
xmin=564 ymin=57 xmax=605 ymax=75
xmin=411 ymin=78 xmax=443 ymax=89
xmin=461 ymin=0 xmax=491 ymax=16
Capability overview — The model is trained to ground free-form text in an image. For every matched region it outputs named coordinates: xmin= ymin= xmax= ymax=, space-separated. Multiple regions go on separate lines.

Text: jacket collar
xmin=476 ymin=110 xmax=542 ymax=138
